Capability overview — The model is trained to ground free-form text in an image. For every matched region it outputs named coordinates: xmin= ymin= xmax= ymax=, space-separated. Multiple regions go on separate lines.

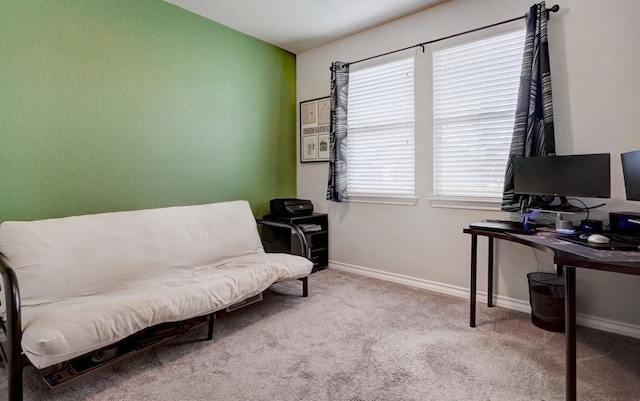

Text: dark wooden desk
xmin=463 ymin=227 xmax=640 ymax=401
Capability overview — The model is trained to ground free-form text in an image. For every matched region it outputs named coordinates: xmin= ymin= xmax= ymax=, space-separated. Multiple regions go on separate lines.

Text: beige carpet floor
xmin=2 ymin=268 xmax=640 ymax=401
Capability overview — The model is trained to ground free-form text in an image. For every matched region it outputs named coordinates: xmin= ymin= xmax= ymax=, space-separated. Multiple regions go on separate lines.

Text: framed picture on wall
xmin=300 ymin=96 xmax=330 ymax=162
xmin=302 ymin=134 xmax=318 ymax=161
xmin=318 ymin=133 xmax=330 ymax=160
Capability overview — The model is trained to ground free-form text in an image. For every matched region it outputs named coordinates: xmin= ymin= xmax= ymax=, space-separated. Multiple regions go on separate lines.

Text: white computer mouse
xmin=587 ymin=234 xmax=610 ymax=244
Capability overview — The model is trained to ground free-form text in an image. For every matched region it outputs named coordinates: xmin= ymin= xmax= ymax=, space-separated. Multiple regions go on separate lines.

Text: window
xmin=432 ymin=23 xmax=525 ymax=207
xmin=347 ymin=53 xmax=415 ymax=204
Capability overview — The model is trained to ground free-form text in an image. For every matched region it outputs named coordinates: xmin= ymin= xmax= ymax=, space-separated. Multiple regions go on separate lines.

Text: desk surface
xmin=463 ymin=227 xmax=640 ymax=276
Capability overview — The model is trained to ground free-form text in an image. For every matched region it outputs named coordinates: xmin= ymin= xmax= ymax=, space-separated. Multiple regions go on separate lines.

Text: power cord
xmin=566 ymin=198 xmax=590 ymax=220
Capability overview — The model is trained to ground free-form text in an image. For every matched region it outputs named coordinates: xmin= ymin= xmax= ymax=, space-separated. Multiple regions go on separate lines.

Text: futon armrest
xmin=0 ymin=257 xmax=24 ymax=400
xmin=256 ymin=219 xmax=310 ymax=259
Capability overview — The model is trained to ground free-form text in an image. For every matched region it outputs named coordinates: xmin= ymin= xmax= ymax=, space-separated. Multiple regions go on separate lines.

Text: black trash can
xmin=527 ymin=272 xmax=565 ymax=332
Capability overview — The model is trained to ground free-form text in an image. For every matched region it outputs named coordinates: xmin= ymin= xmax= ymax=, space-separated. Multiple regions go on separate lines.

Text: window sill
xmin=428 ymin=197 xmax=502 ymax=211
xmin=348 ymin=195 xmax=418 ymax=206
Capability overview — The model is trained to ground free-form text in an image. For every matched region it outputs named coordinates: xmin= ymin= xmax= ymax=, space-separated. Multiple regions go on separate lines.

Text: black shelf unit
xmin=261 ymin=213 xmax=328 ymax=272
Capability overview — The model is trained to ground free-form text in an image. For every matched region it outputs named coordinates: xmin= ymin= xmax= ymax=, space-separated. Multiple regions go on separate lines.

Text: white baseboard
xmin=329 ymin=261 xmax=640 ymax=339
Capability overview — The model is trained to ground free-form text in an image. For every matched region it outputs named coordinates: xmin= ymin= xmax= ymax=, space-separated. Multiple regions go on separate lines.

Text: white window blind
xmin=347 ymin=54 xmax=415 ymax=199
xmin=432 ymin=24 xmax=525 ymax=201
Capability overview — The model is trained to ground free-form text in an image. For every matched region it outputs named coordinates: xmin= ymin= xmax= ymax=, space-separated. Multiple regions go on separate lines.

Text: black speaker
xmin=579 ymin=219 xmax=603 ymax=233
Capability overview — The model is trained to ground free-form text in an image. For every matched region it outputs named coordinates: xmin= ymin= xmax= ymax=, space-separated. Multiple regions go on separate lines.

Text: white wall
xmin=296 ymin=0 xmax=640 ymax=334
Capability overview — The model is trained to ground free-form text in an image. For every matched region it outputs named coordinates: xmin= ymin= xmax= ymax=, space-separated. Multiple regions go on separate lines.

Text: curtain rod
xmin=349 ymin=4 xmax=560 ymax=66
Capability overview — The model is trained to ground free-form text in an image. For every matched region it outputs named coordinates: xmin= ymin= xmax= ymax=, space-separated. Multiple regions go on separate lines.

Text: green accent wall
xmin=0 ymin=0 xmax=297 ymax=221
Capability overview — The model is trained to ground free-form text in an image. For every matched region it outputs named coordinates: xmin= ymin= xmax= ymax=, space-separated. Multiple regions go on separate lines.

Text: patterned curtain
xmin=501 ymin=2 xmax=556 ymax=212
xmin=326 ymin=62 xmax=349 ymax=202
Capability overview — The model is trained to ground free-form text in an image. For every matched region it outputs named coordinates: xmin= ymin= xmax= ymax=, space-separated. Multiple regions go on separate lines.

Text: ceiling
xmin=164 ymin=0 xmax=447 ymax=54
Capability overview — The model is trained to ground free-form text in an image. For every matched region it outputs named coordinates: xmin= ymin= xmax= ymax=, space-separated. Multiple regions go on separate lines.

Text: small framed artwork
xmin=318 ymin=133 xmax=330 ymax=160
xmin=300 ymin=96 xmax=330 ymax=162
xmin=302 ymin=135 xmax=318 ymax=161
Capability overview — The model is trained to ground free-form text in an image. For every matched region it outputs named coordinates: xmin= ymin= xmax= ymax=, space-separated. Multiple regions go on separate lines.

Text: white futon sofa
xmin=0 ymin=200 xmax=313 ymax=401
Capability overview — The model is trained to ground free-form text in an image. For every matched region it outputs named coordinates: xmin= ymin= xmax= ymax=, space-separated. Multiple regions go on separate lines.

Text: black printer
xmin=269 ymin=198 xmax=314 ymax=217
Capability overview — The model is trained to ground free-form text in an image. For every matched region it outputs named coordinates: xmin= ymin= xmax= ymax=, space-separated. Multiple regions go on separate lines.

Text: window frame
xmin=346 ymin=50 xmax=417 ymax=206
xmin=428 ymin=20 xmax=526 ymax=210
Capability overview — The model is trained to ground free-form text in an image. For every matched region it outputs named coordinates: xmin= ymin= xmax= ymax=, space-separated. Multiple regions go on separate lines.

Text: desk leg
xmin=487 ymin=237 xmax=494 ymax=307
xmin=565 ymin=266 xmax=577 ymax=401
xmin=470 ymin=234 xmax=477 ymax=328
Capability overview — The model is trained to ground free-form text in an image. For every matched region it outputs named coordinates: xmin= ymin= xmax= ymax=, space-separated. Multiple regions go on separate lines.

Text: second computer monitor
xmin=513 ymin=153 xmax=611 ymax=200
xmin=621 ymin=150 xmax=640 ymax=201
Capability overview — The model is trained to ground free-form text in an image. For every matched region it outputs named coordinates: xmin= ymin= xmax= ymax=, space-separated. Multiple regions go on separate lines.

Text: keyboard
xmin=556 ymin=232 xmax=639 ymax=251
xmin=469 ymin=220 xmax=532 ymax=234
xmin=609 ymin=234 xmax=640 ymax=246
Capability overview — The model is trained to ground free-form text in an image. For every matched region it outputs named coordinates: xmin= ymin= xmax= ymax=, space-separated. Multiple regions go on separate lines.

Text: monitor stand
xmin=531 ymin=197 xmax=577 ymax=233
xmin=531 ymin=197 xmax=606 ymax=232
xmin=534 ymin=196 xmax=584 ymax=213
xmin=532 ymin=196 xmax=607 ymax=214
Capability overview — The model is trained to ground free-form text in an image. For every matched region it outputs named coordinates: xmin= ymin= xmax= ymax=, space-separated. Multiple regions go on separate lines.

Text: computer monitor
xmin=621 ymin=150 xmax=640 ymax=201
xmin=513 ymin=153 xmax=611 ymax=211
